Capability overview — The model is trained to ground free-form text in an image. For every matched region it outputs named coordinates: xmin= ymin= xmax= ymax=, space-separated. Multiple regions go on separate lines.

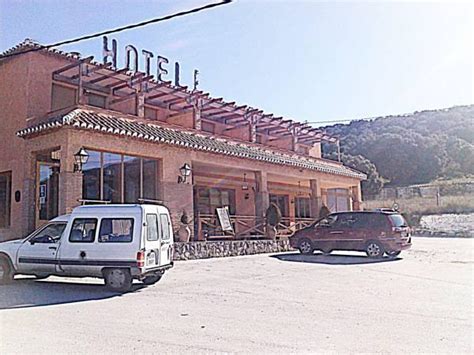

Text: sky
xmin=0 ymin=0 xmax=472 ymax=125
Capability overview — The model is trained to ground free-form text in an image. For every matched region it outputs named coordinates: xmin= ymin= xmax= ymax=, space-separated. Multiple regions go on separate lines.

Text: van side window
xmin=69 ymin=218 xmax=97 ymax=243
xmin=98 ymin=218 xmax=134 ymax=243
xmin=160 ymin=214 xmax=171 ymax=241
xmin=146 ymin=214 xmax=159 ymax=241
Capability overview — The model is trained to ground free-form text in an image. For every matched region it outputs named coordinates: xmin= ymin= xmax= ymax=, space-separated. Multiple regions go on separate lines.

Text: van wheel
xmin=0 ymin=257 xmax=14 ymax=285
xmin=386 ymin=250 xmax=401 ymax=257
xmin=366 ymin=241 xmax=384 ymax=258
xmin=104 ymin=268 xmax=132 ymax=292
xmin=298 ymin=239 xmax=314 ymax=255
xmin=143 ymin=273 xmax=162 ymax=285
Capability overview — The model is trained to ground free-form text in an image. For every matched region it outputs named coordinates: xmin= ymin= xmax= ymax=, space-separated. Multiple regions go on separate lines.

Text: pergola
xmin=52 ymin=55 xmax=338 ymax=148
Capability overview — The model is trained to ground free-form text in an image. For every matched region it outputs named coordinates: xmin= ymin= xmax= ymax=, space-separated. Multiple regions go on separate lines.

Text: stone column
xmin=309 ymin=179 xmax=322 ymax=218
xmin=351 ymin=185 xmax=362 ymax=211
xmin=160 ymin=156 xmax=195 ymax=240
xmin=59 ymin=143 xmax=83 ymax=214
xmin=22 ymin=151 xmax=37 ymax=236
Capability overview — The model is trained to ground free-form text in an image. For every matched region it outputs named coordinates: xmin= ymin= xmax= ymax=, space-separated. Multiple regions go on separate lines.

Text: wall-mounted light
xmin=73 ymin=148 xmax=89 ymax=173
xmin=178 ymin=163 xmax=192 ymax=184
xmin=242 ymin=173 xmax=249 ymax=191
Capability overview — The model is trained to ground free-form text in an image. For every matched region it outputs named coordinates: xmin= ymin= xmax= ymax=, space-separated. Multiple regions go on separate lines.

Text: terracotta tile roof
xmin=17 ymin=108 xmax=365 ymax=179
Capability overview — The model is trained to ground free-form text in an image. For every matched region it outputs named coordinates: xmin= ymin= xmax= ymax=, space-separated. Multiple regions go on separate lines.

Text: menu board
xmin=216 ymin=206 xmax=234 ymax=233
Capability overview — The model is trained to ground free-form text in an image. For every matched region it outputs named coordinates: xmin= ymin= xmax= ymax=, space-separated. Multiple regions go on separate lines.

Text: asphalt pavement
xmin=0 ymin=237 xmax=472 ymax=354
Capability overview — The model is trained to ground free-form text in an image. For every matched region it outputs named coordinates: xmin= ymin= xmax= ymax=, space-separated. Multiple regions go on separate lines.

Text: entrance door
xmin=36 ymin=163 xmax=59 ymax=227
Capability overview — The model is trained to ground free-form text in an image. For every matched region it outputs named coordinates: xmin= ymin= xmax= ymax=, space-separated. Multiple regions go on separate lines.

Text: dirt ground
xmin=0 ymin=237 xmax=472 ymax=354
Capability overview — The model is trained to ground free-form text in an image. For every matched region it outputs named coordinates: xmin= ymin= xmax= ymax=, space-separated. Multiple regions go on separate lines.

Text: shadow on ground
xmin=0 ymin=278 xmax=146 ymax=310
xmin=271 ymin=252 xmax=402 ymax=265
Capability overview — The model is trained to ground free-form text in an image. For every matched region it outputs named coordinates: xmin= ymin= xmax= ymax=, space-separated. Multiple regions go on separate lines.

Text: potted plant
xmin=177 ymin=210 xmax=192 ymax=242
xmin=265 ymin=203 xmax=282 ymax=239
xmin=319 ymin=205 xmax=331 ymax=218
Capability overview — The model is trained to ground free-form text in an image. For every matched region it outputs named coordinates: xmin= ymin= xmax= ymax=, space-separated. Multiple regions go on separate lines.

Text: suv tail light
xmin=137 ymin=250 xmax=145 ymax=267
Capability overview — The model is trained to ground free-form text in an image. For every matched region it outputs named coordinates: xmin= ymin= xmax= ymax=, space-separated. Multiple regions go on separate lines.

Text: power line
xmin=1 ymin=0 xmax=232 ymax=59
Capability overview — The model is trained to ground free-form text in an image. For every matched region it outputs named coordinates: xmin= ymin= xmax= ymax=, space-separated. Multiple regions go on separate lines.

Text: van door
xmin=56 ymin=218 xmax=98 ymax=276
xmin=158 ymin=213 xmax=172 ymax=266
xmin=16 ymin=222 xmax=66 ymax=274
xmin=145 ymin=213 xmax=161 ymax=269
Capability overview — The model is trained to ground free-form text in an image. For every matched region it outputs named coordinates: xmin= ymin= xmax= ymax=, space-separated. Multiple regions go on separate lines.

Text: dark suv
xmin=289 ymin=211 xmax=412 ymax=258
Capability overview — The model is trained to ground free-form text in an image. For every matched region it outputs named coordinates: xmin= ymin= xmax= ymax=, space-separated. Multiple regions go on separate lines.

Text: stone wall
xmin=173 ymin=239 xmax=293 ymax=261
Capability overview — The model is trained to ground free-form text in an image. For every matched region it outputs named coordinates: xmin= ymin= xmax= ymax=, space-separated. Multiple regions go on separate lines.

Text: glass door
xmin=36 ymin=162 xmax=59 ymax=227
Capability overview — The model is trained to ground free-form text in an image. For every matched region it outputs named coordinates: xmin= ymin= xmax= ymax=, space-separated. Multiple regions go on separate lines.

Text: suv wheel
xmin=104 ymin=268 xmax=132 ymax=292
xmin=386 ymin=250 xmax=401 ymax=257
xmin=0 ymin=257 xmax=14 ymax=285
xmin=298 ymin=239 xmax=314 ymax=255
xmin=366 ymin=241 xmax=384 ymax=258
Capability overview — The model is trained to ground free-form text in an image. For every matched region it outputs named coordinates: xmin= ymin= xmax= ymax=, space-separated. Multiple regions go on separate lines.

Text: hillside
xmin=322 ymin=105 xmax=474 ymax=195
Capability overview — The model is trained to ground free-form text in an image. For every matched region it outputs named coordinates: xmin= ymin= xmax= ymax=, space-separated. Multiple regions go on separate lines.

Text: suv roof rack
xmin=78 ymin=199 xmax=111 ymax=205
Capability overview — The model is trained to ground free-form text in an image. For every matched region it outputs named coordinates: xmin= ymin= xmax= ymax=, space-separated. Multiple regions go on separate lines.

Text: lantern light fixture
xmin=178 ymin=163 xmax=192 ymax=183
xmin=73 ymin=148 xmax=89 ymax=173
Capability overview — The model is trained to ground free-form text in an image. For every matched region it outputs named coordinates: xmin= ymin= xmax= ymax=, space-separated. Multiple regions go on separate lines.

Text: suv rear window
xmin=388 ymin=214 xmax=408 ymax=227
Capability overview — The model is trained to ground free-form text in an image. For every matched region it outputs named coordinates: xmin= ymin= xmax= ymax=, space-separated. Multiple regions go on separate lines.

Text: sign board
xmin=216 ymin=206 xmax=234 ymax=233
xmin=39 ymin=184 xmax=47 ymax=204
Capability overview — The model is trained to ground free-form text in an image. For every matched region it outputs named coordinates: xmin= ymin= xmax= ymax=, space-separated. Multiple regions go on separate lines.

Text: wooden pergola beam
xmin=52 ymin=56 xmax=94 ymax=75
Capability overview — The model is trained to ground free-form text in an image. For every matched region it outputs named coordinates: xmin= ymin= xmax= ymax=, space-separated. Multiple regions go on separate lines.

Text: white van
xmin=0 ymin=204 xmax=174 ymax=292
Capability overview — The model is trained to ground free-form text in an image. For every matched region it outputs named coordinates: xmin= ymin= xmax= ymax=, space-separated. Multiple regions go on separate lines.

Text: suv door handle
xmin=329 ymin=231 xmax=343 ymax=234
xmin=48 ymin=246 xmax=57 ymax=250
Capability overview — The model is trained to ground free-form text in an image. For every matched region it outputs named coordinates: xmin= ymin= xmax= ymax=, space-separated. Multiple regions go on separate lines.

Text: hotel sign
xmin=102 ymin=36 xmax=199 ymax=89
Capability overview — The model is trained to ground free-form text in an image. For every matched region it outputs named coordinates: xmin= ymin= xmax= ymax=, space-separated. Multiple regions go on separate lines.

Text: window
xmin=82 ymin=150 xmax=158 ymax=203
xmin=82 ymin=151 xmax=101 ymax=200
xmin=51 ymin=84 xmax=76 ymax=111
xmin=69 ymin=218 xmax=97 ymax=243
xmin=103 ymin=153 xmax=122 ymax=203
xmin=270 ymin=194 xmax=289 ymax=217
xmin=143 ymin=159 xmax=157 ymax=200
xmin=146 ymin=214 xmax=159 ymax=241
xmin=333 ymin=214 xmax=356 ymax=228
xmin=31 ymin=223 xmax=66 ymax=243
xmin=0 ymin=171 xmax=11 ymax=228
xmin=295 ymin=197 xmax=311 ymax=218
xmin=124 ymin=156 xmax=140 ymax=203
xmin=99 ymin=218 xmax=133 ymax=243
xmin=202 ymin=121 xmax=215 ymax=134
xmin=326 ymin=188 xmax=350 ymax=212
xmin=195 ymin=187 xmax=236 ymax=215
xmin=160 ymin=214 xmax=170 ymax=241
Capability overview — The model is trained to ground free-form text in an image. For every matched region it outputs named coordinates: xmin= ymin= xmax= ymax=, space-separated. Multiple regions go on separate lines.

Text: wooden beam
xmin=87 ymin=67 xmax=128 ymax=84
xmin=164 ymin=96 xmax=187 ymax=106
xmin=52 ymin=56 xmax=93 ymax=75
xmin=53 ymin=73 xmax=110 ymax=94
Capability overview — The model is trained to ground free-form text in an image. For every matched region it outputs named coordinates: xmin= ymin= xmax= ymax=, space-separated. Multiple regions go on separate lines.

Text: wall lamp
xmin=73 ymin=148 xmax=89 ymax=173
xmin=178 ymin=163 xmax=192 ymax=184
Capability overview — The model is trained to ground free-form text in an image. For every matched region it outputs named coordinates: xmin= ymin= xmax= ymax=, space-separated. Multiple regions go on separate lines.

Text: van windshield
xmin=388 ymin=214 xmax=408 ymax=227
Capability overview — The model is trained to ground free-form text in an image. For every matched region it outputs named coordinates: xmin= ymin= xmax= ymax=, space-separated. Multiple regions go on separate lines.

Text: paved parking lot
xmin=0 ymin=237 xmax=472 ymax=353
